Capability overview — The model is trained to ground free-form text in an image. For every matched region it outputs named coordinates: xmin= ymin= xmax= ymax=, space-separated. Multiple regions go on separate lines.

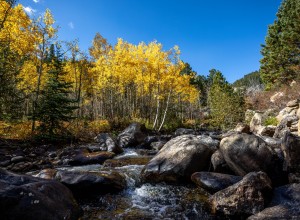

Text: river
xmin=53 ymin=148 xmax=216 ymax=220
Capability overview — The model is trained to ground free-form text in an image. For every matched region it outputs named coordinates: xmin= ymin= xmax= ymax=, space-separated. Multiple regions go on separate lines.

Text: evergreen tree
xmin=208 ymin=70 xmax=244 ymax=129
xmin=232 ymin=71 xmax=262 ymax=88
xmin=36 ymin=44 xmax=77 ymax=138
xmin=180 ymin=63 xmax=215 ymax=106
xmin=260 ymin=0 xmax=300 ymax=89
xmin=180 ymin=62 xmax=195 ymax=76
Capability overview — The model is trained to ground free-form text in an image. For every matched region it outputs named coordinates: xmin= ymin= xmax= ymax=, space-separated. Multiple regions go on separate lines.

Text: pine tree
xmin=260 ymin=0 xmax=300 ymax=89
xmin=36 ymin=44 xmax=77 ymax=139
xmin=208 ymin=70 xmax=244 ymax=129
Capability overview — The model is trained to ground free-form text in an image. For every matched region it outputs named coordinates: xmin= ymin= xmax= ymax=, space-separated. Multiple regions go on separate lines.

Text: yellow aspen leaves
xmin=90 ymin=38 xmax=199 ymax=111
xmin=2 ymin=2 xmax=200 ymax=126
xmin=0 ymin=2 xmax=35 ymax=56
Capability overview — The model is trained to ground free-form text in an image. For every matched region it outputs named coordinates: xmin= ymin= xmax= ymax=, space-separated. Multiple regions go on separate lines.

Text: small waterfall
xmin=56 ymin=164 xmax=103 ymax=172
xmin=31 ymin=147 xmax=214 ymax=219
xmin=115 ymin=148 xmax=139 ymax=159
xmin=118 ymin=183 xmax=213 ymax=220
xmin=115 ymin=165 xmax=144 ymax=187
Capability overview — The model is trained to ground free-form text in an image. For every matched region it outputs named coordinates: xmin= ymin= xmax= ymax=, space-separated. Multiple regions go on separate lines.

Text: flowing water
xmin=29 ymin=148 xmax=215 ymax=219
xmin=67 ymin=148 xmax=216 ymax=220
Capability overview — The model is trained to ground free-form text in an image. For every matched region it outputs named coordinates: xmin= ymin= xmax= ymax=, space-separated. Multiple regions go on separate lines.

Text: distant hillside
xmin=232 ymin=71 xmax=262 ymax=88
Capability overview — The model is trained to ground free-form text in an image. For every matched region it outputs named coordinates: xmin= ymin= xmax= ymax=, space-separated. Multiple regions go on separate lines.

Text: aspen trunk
xmin=158 ymin=90 xmax=171 ymax=132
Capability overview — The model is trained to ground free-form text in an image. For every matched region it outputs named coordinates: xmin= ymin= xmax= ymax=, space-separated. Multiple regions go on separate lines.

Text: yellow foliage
xmin=17 ymin=60 xmax=49 ymax=94
xmin=0 ymin=121 xmax=32 ymax=140
xmin=183 ymin=119 xmax=196 ymax=127
xmin=87 ymin=120 xmax=111 ymax=133
xmin=67 ymin=120 xmax=111 ymax=141
xmin=90 ymin=39 xmax=199 ymax=106
xmin=0 ymin=2 xmax=35 ymax=56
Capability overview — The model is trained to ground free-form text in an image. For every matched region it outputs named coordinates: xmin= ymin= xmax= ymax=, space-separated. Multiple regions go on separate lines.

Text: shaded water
xmin=28 ymin=148 xmax=215 ymax=219
xmin=74 ymin=149 xmax=215 ymax=220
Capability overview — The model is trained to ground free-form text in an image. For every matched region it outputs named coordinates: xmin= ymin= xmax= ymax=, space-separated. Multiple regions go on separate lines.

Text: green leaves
xmin=208 ymin=70 xmax=245 ymax=129
xmin=260 ymin=0 xmax=300 ymax=89
xmin=35 ymin=44 xmax=77 ymax=138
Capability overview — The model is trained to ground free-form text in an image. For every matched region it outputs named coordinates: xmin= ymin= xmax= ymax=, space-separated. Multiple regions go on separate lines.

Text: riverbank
xmin=0 ymin=122 xmax=299 ymax=219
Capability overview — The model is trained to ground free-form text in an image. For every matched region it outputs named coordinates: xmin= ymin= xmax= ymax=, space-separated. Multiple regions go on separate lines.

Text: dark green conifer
xmin=36 ymin=44 xmax=77 ymax=139
xmin=208 ymin=70 xmax=245 ymax=129
xmin=260 ymin=0 xmax=300 ymax=89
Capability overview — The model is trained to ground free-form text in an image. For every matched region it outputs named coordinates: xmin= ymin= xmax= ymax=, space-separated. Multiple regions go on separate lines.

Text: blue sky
xmin=19 ymin=0 xmax=282 ymax=83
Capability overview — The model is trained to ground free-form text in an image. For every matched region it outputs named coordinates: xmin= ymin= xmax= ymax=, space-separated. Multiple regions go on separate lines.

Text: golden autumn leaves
xmin=1 ymin=1 xmax=200 ymax=130
xmin=90 ymin=38 xmax=199 ymax=103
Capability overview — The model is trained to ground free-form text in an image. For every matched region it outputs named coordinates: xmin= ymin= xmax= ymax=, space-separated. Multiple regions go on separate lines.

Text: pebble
xmin=11 ymin=156 xmax=25 ymax=163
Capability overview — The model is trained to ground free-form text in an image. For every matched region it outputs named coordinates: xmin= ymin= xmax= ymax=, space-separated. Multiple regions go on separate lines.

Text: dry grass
xmin=0 ymin=119 xmax=112 ymax=141
xmin=67 ymin=119 xmax=111 ymax=141
xmin=246 ymin=82 xmax=300 ymax=111
xmin=0 ymin=121 xmax=32 ymax=140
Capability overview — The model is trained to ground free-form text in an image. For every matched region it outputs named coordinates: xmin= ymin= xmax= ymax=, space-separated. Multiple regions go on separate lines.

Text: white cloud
xmin=68 ymin=22 xmax=74 ymax=30
xmin=33 ymin=0 xmax=40 ymax=3
xmin=23 ymin=6 xmax=36 ymax=15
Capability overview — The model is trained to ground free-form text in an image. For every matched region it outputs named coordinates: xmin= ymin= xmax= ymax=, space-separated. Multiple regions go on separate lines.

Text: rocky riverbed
xmin=0 ymin=122 xmax=300 ymax=219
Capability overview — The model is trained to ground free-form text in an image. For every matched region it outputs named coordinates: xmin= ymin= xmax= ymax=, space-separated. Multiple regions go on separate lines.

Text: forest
xmin=1 ymin=0 xmax=299 ymax=141
xmin=0 ymin=0 xmax=246 ymax=140
xmin=1 ymin=0 xmax=300 ymax=219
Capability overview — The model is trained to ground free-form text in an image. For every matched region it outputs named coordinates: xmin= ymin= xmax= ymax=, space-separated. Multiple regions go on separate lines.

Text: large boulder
xmin=0 ymin=169 xmax=81 ymax=220
xmin=174 ymin=128 xmax=195 ymax=136
xmin=286 ymin=99 xmax=299 ymax=108
xmin=210 ymin=172 xmax=272 ymax=217
xmin=211 ymin=150 xmax=233 ymax=174
xmin=259 ymin=136 xmax=281 ymax=148
xmin=219 ymin=133 xmax=287 ymax=186
xmin=141 ymin=135 xmax=217 ymax=183
xmin=259 ymin=136 xmax=283 ymax=160
xmin=259 ymin=125 xmax=276 ymax=137
xmin=150 ymin=140 xmax=167 ymax=151
xmin=281 ymin=132 xmax=300 ymax=174
xmin=139 ymin=135 xmax=171 ymax=149
xmin=117 ymin=123 xmax=147 ymax=148
xmin=191 ymin=172 xmax=242 ymax=193
xmin=55 ymin=170 xmax=126 ymax=199
xmin=68 ymin=151 xmax=115 ymax=166
xmin=234 ymin=123 xmax=251 ymax=134
xmin=139 ymin=136 xmax=159 ymax=149
xmin=276 ymin=99 xmax=299 ymax=123
xmin=250 ymin=110 xmax=280 ymax=136
xmin=273 ymin=115 xmax=299 ymax=138
xmin=94 ymin=133 xmax=123 ymax=154
xmin=248 ymin=183 xmax=300 ymax=219
xmin=250 ymin=113 xmax=265 ymax=134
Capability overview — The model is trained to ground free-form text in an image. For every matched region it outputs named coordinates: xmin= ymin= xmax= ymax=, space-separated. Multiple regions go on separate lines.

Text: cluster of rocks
xmin=0 ymin=122 xmax=164 ymax=219
xmin=140 ymin=128 xmax=300 ymax=218
xmin=0 ymin=169 xmax=82 ymax=220
xmin=0 ymin=118 xmax=300 ymax=219
xmin=0 ymin=144 xmax=56 ymax=173
xmin=249 ymin=99 xmax=300 ymax=138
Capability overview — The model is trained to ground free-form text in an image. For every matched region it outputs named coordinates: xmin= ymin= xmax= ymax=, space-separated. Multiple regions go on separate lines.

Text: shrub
xmin=263 ymin=116 xmax=278 ymax=126
xmin=0 ymin=121 xmax=32 ymax=140
xmin=67 ymin=119 xmax=111 ymax=142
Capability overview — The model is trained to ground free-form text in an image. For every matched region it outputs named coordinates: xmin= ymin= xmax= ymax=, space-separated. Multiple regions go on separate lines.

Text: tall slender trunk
xmin=152 ymin=66 xmax=160 ymax=129
xmin=158 ymin=90 xmax=172 ymax=132
xmin=76 ymin=62 xmax=83 ymax=120
xmin=152 ymin=97 xmax=160 ymax=130
xmin=31 ymin=37 xmax=45 ymax=132
xmin=110 ymin=89 xmax=114 ymax=119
